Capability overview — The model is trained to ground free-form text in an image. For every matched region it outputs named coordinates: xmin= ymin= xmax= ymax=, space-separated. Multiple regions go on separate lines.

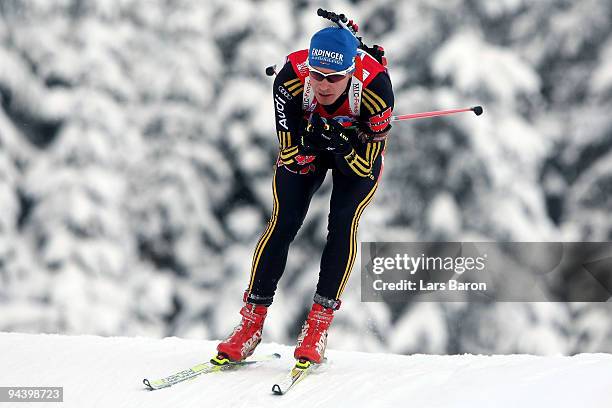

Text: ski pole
xmin=262 ymin=66 xmax=485 ymax=121
xmin=391 ymin=106 xmax=483 ymax=122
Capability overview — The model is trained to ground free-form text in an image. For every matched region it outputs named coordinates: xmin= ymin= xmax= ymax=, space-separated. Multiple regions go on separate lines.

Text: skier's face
xmin=309 ymin=66 xmax=352 ymax=106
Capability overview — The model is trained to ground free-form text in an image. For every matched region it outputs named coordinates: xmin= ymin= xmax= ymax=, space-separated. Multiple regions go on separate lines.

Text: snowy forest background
xmin=1 ymin=0 xmax=612 ymax=355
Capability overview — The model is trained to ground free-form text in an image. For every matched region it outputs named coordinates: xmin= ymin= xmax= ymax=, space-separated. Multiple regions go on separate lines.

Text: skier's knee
xmin=274 ymin=214 xmax=304 ymax=240
xmin=327 ymin=207 xmax=356 ymax=232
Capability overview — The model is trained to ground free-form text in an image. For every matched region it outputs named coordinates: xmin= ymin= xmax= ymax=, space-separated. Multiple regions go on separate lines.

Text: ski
xmin=271 ymin=358 xmax=325 ymax=395
xmin=143 ymin=353 xmax=281 ymax=390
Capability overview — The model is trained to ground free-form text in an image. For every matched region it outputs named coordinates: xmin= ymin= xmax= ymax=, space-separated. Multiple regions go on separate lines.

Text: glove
xmin=301 ymin=113 xmax=352 ymax=155
xmin=356 ymin=122 xmax=391 ymax=143
xmin=299 ymin=115 xmax=326 ymax=153
xmin=299 ymin=124 xmax=323 ymax=153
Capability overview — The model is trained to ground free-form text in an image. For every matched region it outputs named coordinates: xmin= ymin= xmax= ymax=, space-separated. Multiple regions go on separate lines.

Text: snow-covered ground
xmin=1 ymin=332 xmax=611 ymax=408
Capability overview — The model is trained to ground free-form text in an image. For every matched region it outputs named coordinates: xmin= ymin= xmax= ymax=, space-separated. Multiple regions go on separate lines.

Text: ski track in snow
xmin=1 ymin=332 xmax=611 ymax=408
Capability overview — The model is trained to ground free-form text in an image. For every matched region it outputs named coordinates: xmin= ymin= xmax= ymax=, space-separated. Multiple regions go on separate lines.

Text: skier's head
xmin=308 ymin=26 xmax=359 ymax=105
xmin=309 ymin=27 xmax=358 ymax=71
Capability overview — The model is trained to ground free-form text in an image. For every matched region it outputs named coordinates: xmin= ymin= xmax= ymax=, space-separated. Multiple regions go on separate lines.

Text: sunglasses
xmin=308 ymin=64 xmax=355 ymax=83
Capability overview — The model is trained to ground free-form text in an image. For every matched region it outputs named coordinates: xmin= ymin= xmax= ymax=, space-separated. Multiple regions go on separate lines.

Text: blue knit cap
xmin=308 ymin=27 xmax=359 ymax=71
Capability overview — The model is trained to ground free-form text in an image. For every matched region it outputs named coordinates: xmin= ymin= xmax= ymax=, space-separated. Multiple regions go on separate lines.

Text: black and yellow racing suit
xmin=245 ymin=59 xmax=394 ymax=307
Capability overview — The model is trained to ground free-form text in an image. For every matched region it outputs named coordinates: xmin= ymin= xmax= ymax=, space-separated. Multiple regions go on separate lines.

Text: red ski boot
xmin=294 ymin=302 xmax=336 ymax=363
xmin=216 ymin=300 xmax=267 ymax=362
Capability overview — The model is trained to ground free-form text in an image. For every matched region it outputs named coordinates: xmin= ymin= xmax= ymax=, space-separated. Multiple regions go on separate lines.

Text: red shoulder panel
xmin=286 ymin=49 xmax=309 ymax=82
xmin=359 ymin=51 xmax=387 ymax=87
